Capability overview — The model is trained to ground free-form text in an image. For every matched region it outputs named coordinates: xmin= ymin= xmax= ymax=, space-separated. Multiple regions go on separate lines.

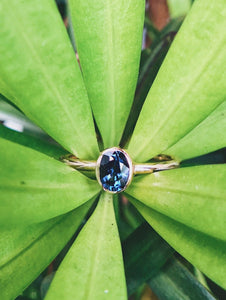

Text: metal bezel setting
xmin=61 ymin=149 xmax=179 ymax=194
xmin=96 ymin=147 xmax=134 ymax=194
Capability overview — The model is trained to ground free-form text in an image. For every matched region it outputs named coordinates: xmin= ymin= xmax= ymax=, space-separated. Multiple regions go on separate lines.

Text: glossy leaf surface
xmin=165 ymin=101 xmax=226 ymax=161
xmin=130 ymin=198 xmax=226 ymax=289
xmin=0 ymin=0 xmax=99 ymax=159
xmin=128 ymin=165 xmax=226 ymax=240
xmin=149 ymin=257 xmax=215 ymax=300
xmin=126 ymin=165 xmax=226 ymax=240
xmin=128 ymin=0 xmax=226 ymax=162
xmin=0 ymin=201 xmax=93 ymax=300
xmin=0 ymin=97 xmax=65 ymax=158
xmin=122 ymin=223 xmax=173 ymax=295
xmin=0 ymin=138 xmax=100 ymax=226
xmin=121 ymin=18 xmax=183 ymax=146
xmin=46 ymin=192 xmax=127 ymax=300
xmin=0 ymin=124 xmax=67 ymax=159
xmin=69 ymin=0 xmax=145 ymax=148
xmin=0 ymin=98 xmax=45 ymax=137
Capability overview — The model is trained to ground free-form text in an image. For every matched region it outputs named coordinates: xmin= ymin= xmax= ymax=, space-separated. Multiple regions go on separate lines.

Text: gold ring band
xmin=61 ymin=148 xmax=179 ymax=193
xmin=61 ymin=153 xmax=179 ymax=174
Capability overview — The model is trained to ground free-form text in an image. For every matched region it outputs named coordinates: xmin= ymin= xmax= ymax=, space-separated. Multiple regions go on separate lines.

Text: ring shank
xmin=62 ymin=155 xmax=179 ymax=174
xmin=62 ymin=156 xmax=97 ymax=171
xmin=134 ymin=161 xmax=179 ymax=174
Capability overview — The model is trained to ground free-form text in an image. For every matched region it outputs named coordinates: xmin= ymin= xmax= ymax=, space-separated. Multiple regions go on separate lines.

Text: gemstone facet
xmin=96 ymin=148 xmax=133 ymax=193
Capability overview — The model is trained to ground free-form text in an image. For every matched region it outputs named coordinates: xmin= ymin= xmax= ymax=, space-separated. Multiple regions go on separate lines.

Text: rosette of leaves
xmin=0 ymin=0 xmax=225 ymax=299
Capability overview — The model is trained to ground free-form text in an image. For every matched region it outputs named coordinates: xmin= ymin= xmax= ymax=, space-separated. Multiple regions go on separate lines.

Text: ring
xmin=61 ymin=147 xmax=179 ymax=194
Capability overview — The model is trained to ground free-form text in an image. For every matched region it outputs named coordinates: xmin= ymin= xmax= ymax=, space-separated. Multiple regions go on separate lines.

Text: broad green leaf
xmin=122 ymin=223 xmax=173 ymax=295
xmin=135 ymin=19 xmax=182 ymax=108
xmin=46 ymin=192 xmax=127 ymax=300
xmin=69 ymin=0 xmax=145 ymax=148
xmin=165 ymin=101 xmax=226 ymax=161
xmin=121 ymin=18 xmax=183 ymax=146
xmin=0 ymin=138 xmax=100 ymax=227
xmin=149 ymin=257 xmax=215 ymax=300
xmin=130 ymin=198 xmax=226 ymax=289
xmin=0 ymin=0 xmax=99 ymax=159
xmin=0 ymin=95 xmax=68 ymax=159
xmin=0 ymin=97 xmax=45 ymax=137
xmin=126 ymin=165 xmax=226 ymax=240
xmin=0 ymin=201 xmax=93 ymax=300
xmin=0 ymin=124 xmax=67 ymax=159
xmin=128 ymin=0 xmax=226 ymax=162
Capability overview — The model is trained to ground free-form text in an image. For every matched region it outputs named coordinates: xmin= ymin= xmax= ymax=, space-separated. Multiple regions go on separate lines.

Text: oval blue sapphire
xmin=97 ymin=148 xmax=132 ymax=193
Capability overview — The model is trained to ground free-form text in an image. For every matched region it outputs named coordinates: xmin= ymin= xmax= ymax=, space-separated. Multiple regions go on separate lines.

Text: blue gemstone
xmin=99 ymin=149 xmax=131 ymax=193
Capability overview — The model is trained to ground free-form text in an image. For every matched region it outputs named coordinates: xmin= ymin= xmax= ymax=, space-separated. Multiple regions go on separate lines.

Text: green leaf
xmin=0 ymin=97 xmax=45 ymax=136
xmin=135 ymin=20 xmax=182 ymax=107
xmin=149 ymin=257 xmax=215 ymax=300
xmin=69 ymin=0 xmax=145 ymax=148
xmin=130 ymin=198 xmax=226 ymax=289
xmin=0 ymin=138 xmax=100 ymax=227
xmin=167 ymin=0 xmax=192 ymax=18
xmin=121 ymin=18 xmax=183 ymax=146
xmin=165 ymin=101 xmax=226 ymax=161
xmin=0 ymin=201 xmax=94 ymax=300
xmin=122 ymin=223 xmax=173 ymax=295
xmin=0 ymin=96 xmax=68 ymax=159
xmin=45 ymin=192 xmax=127 ymax=300
xmin=128 ymin=0 xmax=226 ymax=162
xmin=0 ymin=124 xmax=67 ymax=159
xmin=0 ymin=0 xmax=99 ymax=159
xmin=126 ymin=165 xmax=226 ymax=240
